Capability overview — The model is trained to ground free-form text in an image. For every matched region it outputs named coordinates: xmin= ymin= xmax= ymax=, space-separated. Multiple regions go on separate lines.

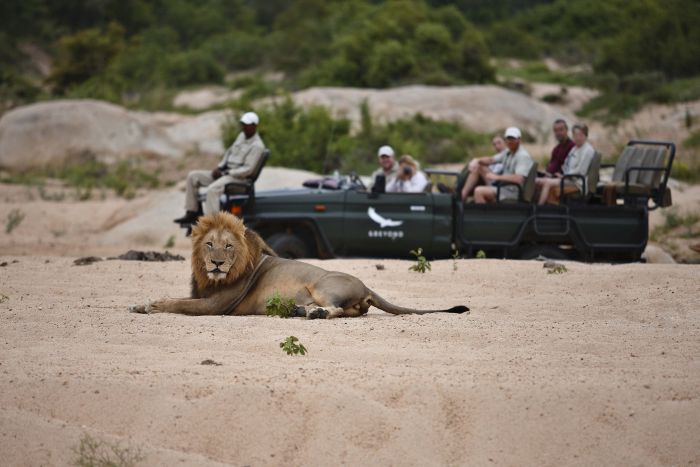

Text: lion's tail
xmin=367 ymin=290 xmax=469 ymax=315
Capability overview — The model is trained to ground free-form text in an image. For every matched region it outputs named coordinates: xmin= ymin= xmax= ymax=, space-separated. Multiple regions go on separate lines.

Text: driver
xmin=369 ymin=145 xmax=399 ymax=190
xmin=174 ymin=111 xmax=266 ymax=224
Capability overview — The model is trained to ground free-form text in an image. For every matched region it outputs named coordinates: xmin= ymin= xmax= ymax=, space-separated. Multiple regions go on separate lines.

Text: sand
xmin=1 ymin=254 xmax=698 ymax=466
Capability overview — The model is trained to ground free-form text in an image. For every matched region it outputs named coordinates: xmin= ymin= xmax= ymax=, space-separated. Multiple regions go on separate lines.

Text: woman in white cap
xmin=174 ymin=111 xmax=266 ymax=223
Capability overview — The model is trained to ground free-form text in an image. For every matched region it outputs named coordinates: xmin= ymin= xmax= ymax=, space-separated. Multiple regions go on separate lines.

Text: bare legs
xmin=461 ymin=164 xmax=493 ymax=202
xmin=536 ymin=177 xmax=561 ymax=205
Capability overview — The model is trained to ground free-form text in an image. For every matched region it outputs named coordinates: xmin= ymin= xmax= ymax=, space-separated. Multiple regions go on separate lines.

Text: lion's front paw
xmin=128 ymin=303 xmax=153 ymax=314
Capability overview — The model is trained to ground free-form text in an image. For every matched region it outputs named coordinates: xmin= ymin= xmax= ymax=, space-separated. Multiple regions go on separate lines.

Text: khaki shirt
xmin=218 ymin=132 xmax=266 ymax=179
xmin=370 ymin=161 xmax=399 ymax=188
xmin=492 ymin=145 xmax=534 ymax=200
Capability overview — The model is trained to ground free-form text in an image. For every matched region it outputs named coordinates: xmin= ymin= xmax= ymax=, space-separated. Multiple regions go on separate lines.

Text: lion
xmin=129 ymin=212 xmax=469 ymax=318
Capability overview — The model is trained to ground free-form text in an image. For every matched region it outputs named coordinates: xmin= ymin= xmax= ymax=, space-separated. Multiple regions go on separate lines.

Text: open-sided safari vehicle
xmin=182 ymin=140 xmax=676 ymax=262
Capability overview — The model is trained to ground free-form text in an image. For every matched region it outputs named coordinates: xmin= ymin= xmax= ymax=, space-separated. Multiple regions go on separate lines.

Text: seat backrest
xmin=587 ymin=151 xmax=601 ymax=195
xmin=250 ymin=149 xmax=270 ymax=183
xmin=522 ymin=161 xmax=538 ymax=202
xmin=612 ymin=146 xmax=645 ymax=183
xmin=638 ymin=147 xmax=666 ymax=188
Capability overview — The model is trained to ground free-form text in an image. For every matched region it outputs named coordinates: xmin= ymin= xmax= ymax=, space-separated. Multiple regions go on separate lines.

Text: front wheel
xmin=266 ymin=233 xmax=309 ymax=259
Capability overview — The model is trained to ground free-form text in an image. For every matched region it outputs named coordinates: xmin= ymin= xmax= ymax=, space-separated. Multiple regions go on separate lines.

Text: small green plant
xmin=280 ymin=336 xmax=307 ymax=356
xmin=546 ymin=264 xmax=568 ymax=274
xmin=73 ymin=433 xmax=144 ymax=467
xmin=5 ymin=209 xmax=25 ymax=234
xmin=163 ymin=235 xmax=175 ymax=249
xmin=475 ymin=250 xmax=487 ymax=259
xmin=0 ymin=294 xmax=9 ymax=303
xmin=265 ymin=291 xmax=296 ymax=318
xmin=451 ymin=249 xmax=460 ymax=272
xmin=409 ymin=248 xmax=431 ymax=273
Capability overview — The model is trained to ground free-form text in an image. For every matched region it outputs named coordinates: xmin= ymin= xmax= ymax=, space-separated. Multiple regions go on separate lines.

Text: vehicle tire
xmin=518 ymin=245 xmax=570 ymax=261
xmin=266 ymin=233 xmax=309 ymax=259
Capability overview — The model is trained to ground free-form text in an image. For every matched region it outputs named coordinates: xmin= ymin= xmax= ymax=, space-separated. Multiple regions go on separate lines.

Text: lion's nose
xmin=211 ymin=259 xmax=224 ymax=267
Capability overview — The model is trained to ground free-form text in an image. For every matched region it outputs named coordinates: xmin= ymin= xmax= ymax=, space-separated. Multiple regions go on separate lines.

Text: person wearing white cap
xmin=369 ymin=145 xmax=399 ymax=191
xmin=174 ymin=111 xmax=266 ymax=223
xmin=460 ymin=126 xmax=534 ymax=204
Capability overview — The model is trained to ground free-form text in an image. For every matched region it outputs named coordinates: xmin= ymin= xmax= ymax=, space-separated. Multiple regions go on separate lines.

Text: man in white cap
xmin=369 ymin=145 xmax=399 ymax=190
xmin=460 ymin=126 xmax=534 ymax=204
xmin=174 ymin=111 xmax=266 ymax=223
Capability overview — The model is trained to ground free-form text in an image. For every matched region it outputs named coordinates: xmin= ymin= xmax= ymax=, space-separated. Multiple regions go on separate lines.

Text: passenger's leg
xmin=537 ymin=178 xmax=559 ymax=205
xmin=461 ymin=165 xmax=490 ymax=202
xmin=185 ymin=170 xmax=214 ymax=212
xmin=203 ymin=175 xmax=236 ymax=215
xmin=474 ymin=186 xmax=497 ymax=204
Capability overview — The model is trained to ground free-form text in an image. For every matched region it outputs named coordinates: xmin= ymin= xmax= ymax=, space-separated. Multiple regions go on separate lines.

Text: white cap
xmin=377 ymin=145 xmax=395 ymax=158
xmin=240 ymin=112 xmax=259 ymax=125
xmin=504 ymin=127 xmax=521 ymax=139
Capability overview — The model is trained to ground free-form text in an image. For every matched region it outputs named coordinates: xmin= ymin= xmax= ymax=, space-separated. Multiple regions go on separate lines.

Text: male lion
xmin=129 ymin=212 xmax=468 ymax=318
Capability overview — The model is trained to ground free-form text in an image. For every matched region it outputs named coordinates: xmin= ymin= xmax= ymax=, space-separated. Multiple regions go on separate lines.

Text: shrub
xmin=280 ymin=336 xmax=307 ymax=356
xmin=409 ymin=248 xmax=431 ymax=273
xmin=265 ymin=291 xmax=296 ymax=318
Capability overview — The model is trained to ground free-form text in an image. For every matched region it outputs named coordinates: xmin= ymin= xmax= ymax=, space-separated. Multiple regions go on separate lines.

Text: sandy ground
xmin=0 ymin=254 xmax=699 ymax=466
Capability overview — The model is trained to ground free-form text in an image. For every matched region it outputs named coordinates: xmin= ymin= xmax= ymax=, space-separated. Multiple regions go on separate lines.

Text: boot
xmin=173 ymin=210 xmax=198 ymax=224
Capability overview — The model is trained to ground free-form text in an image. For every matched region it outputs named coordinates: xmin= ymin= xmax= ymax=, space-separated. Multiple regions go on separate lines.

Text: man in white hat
xmin=460 ymin=126 xmax=534 ymax=204
xmin=174 ymin=111 xmax=266 ymax=223
xmin=369 ymin=145 xmax=399 ymax=190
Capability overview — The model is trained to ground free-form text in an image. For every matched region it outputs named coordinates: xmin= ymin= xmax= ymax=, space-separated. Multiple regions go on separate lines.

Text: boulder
xmin=0 ymin=99 xmax=182 ymax=171
xmin=290 ymin=85 xmax=576 ymax=142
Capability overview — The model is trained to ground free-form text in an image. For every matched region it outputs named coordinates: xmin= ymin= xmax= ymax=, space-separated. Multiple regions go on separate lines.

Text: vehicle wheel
xmin=266 ymin=233 xmax=309 ymax=259
xmin=518 ymin=245 xmax=570 ymax=261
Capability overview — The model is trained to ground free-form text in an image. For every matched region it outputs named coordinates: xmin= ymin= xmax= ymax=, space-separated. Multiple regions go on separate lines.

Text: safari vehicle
xmin=184 ymin=140 xmax=675 ymax=262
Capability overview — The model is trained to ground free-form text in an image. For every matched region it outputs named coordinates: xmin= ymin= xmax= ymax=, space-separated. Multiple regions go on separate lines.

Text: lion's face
xmin=199 ymin=227 xmax=239 ymax=282
xmin=190 ymin=212 xmax=260 ymax=292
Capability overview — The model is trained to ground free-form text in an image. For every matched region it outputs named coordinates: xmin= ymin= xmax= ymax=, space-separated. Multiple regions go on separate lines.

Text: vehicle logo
xmin=367 ymin=207 xmax=403 ymax=228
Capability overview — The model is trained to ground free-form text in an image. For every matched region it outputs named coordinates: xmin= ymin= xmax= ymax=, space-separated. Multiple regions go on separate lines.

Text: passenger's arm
xmin=491 ymin=173 xmax=525 ymax=185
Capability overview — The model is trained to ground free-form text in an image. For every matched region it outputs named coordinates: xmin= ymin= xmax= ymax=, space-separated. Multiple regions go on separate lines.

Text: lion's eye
xmin=205 ymin=242 xmax=213 ymax=249
xmin=225 ymin=244 xmax=233 ymax=250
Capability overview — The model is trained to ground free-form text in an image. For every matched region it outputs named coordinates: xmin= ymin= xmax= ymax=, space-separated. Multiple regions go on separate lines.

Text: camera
xmin=403 ymin=166 xmax=413 ymax=176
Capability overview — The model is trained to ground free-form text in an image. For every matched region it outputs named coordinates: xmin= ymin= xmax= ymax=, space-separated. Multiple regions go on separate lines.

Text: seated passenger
xmin=487 ymin=135 xmax=507 ymax=175
xmin=462 ymin=127 xmax=534 ymax=204
xmin=370 ymin=145 xmax=399 ymax=190
xmin=542 ymin=119 xmax=575 ymax=177
xmin=386 ymin=155 xmax=429 ymax=193
xmin=536 ymin=123 xmax=595 ymax=205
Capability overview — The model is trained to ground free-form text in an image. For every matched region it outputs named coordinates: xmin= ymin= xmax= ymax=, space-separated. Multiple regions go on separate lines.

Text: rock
xmin=0 ymin=99 xmax=181 ymax=171
xmin=288 ymin=85 xmax=575 ymax=141
xmin=172 ymin=86 xmax=241 ymax=110
xmin=0 ymin=100 xmax=234 ymax=172
xmin=73 ymin=256 xmax=102 ymax=266
xmin=642 ymin=245 xmax=676 ymax=264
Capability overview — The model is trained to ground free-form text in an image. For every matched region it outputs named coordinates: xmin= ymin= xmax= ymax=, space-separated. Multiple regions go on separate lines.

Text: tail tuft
xmin=447 ymin=305 xmax=469 ymax=314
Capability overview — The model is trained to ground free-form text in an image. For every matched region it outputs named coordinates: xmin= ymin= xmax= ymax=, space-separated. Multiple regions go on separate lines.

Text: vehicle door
xmin=342 ymin=190 xmax=435 ymax=258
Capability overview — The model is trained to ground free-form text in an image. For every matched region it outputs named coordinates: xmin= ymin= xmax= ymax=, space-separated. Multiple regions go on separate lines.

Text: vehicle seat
xmin=596 ymin=142 xmax=673 ymax=207
xmin=497 ymin=162 xmax=538 ymax=203
xmin=223 ymin=149 xmax=270 ymax=197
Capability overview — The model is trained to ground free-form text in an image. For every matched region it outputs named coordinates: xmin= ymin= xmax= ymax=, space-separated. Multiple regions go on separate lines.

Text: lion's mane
xmin=190 ymin=213 xmax=266 ymax=297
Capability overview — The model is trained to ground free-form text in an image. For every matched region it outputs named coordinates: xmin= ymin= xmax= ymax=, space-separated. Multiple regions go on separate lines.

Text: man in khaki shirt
xmin=462 ymin=127 xmax=534 ymax=204
xmin=174 ymin=112 xmax=266 ymax=223
xmin=369 ymin=145 xmax=399 ymax=191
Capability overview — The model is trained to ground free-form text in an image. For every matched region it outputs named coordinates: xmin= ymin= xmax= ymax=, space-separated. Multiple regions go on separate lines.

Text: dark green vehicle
xmin=193 ymin=140 xmax=675 ymax=262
